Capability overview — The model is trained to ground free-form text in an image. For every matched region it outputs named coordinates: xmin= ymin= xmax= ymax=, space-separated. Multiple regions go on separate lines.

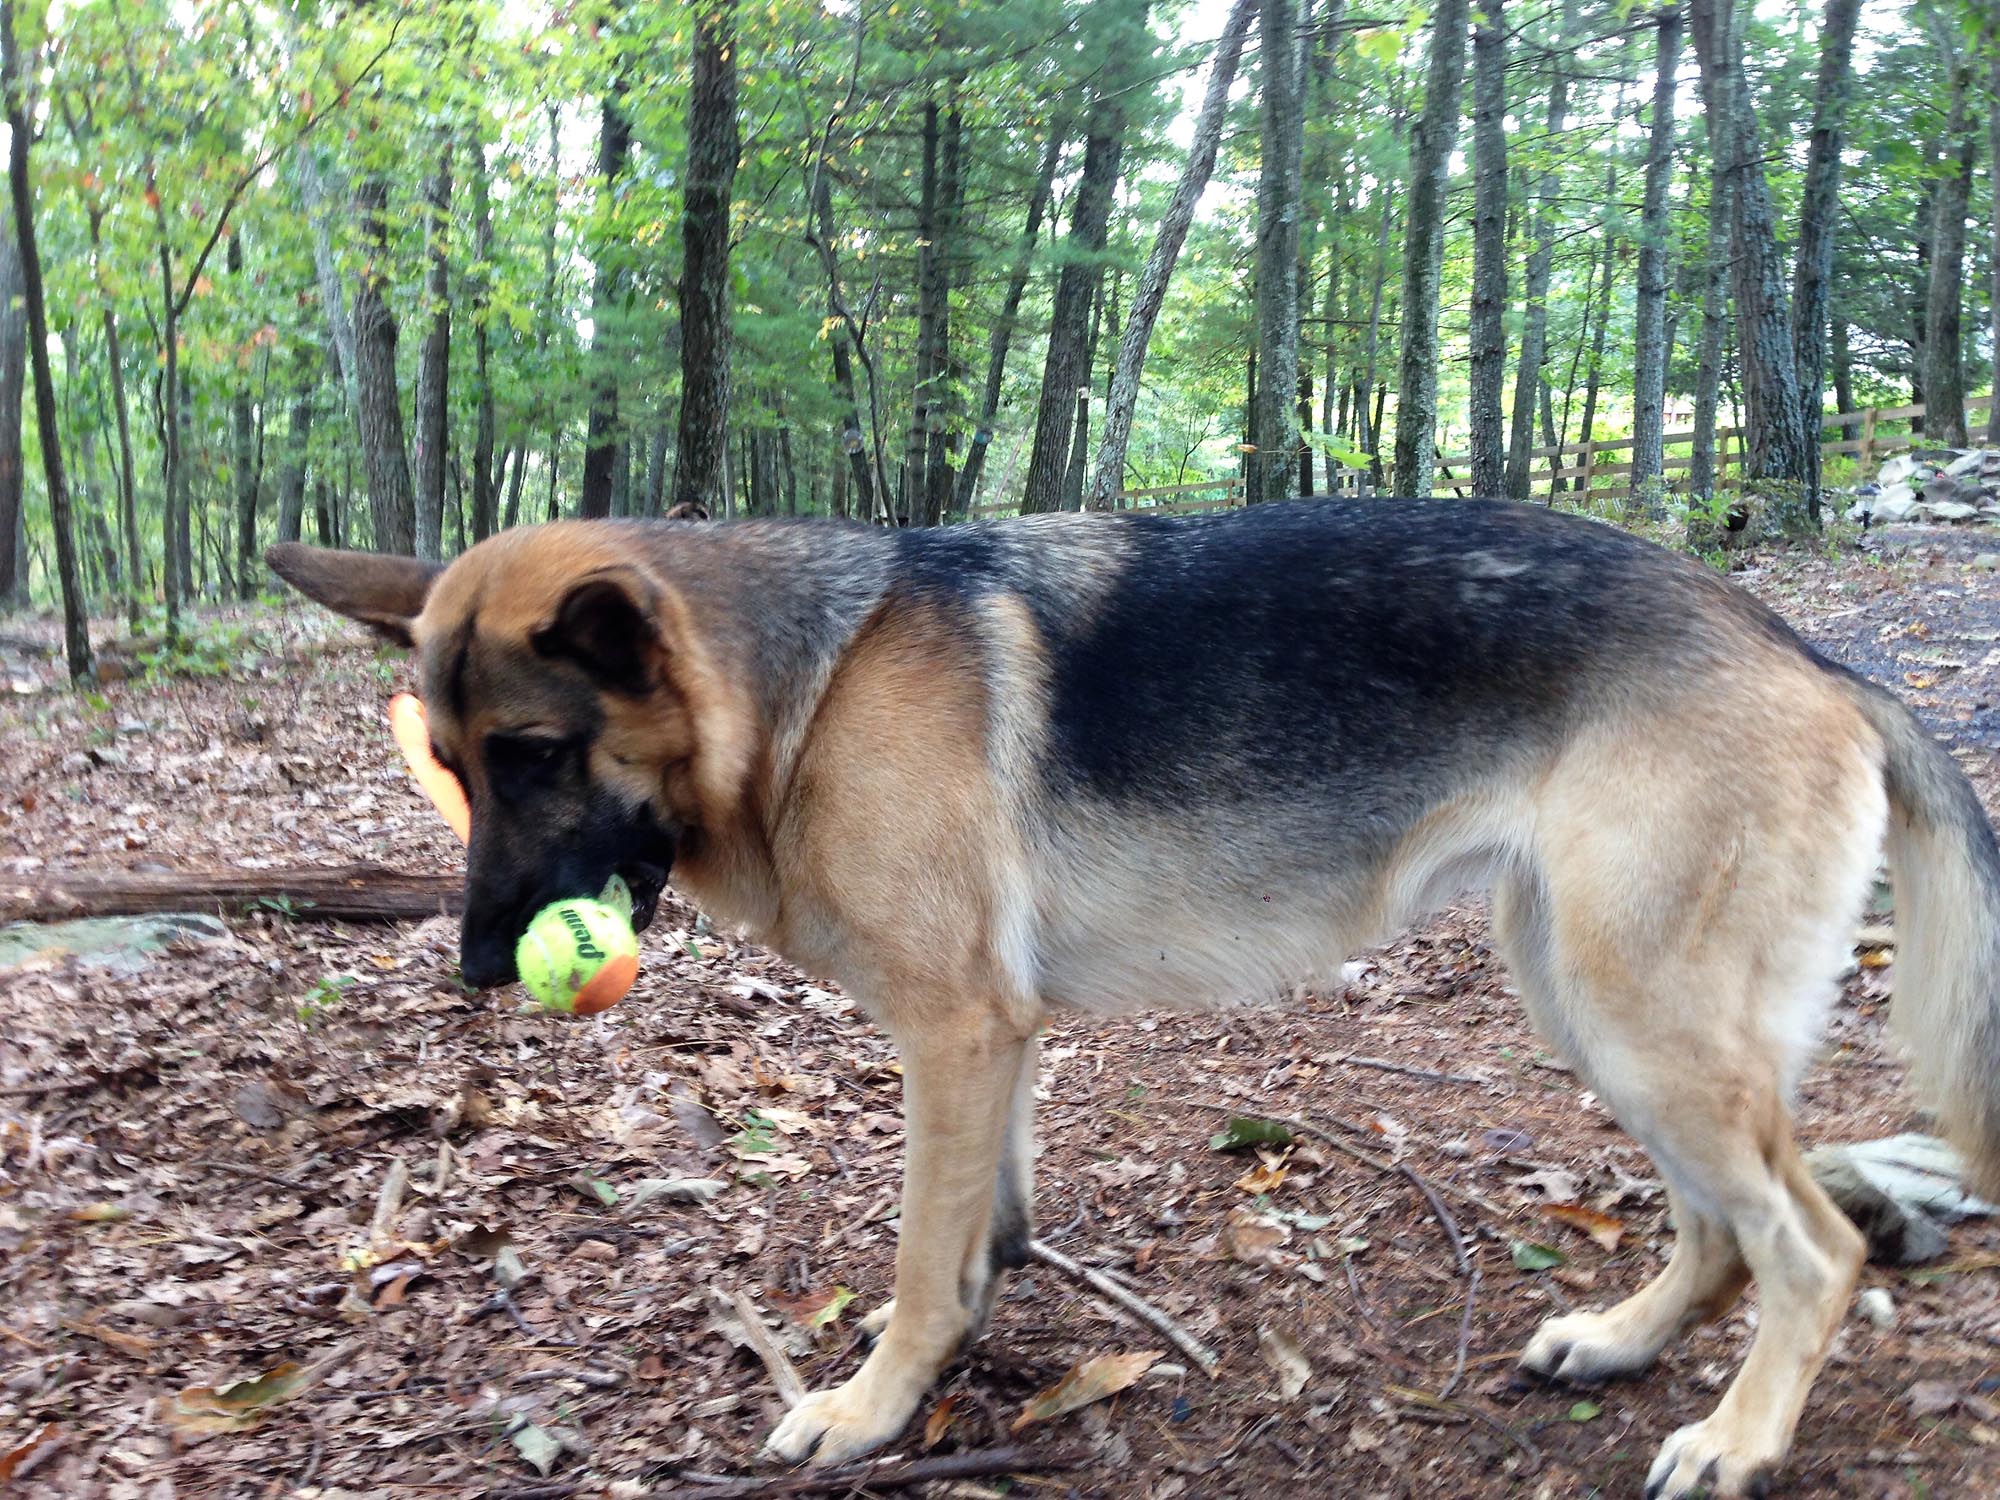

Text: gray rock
xmin=0 ymin=913 xmax=229 ymax=978
xmin=1972 ymin=553 xmax=2000 ymax=570
xmin=1922 ymin=473 xmax=1965 ymax=506
xmin=1926 ymin=500 xmax=1980 ymax=522
xmin=1879 ymin=454 xmax=1923 ymax=486
xmin=1872 ymin=493 xmax=1921 ymax=524
xmin=1944 ymin=450 xmax=1989 ymax=478
xmin=1806 ymin=1133 xmax=1995 ymax=1266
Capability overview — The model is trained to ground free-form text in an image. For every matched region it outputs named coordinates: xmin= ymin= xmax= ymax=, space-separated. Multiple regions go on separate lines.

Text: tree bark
xmin=351 ymin=177 xmax=417 ymax=554
xmin=1689 ymin=0 xmax=1814 ymax=524
xmin=671 ymin=3 xmax=739 ymax=516
xmin=1921 ymin=50 xmax=1975 ymax=449
xmin=960 ymin=125 xmax=1069 ymax=513
xmin=1630 ymin=5 xmax=1682 ymax=509
xmin=1504 ymin=0 xmax=1574 ymax=500
xmin=1689 ymin=119 xmax=1736 ymax=505
xmin=469 ymin=135 xmax=497 ymax=541
xmin=2 ymin=863 xmax=465 ymax=925
xmin=1990 ymin=38 xmax=2000 ymax=445
xmin=3 ymin=0 xmax=90 ymax=677
xmin=0 ymin=179 xmax=21 ymax=612
xmin=1392 ymin=0 xmax=1468 ymax=499
xmin=580 ymin=83 xmax=632 ymax=519
xmin=412 ymin=141 xmax=452 ymax=559
xmin=1790 ymin=0 xmax=1860 ymax=499
xmin=275 ymin=355 xmax=313 ymax=547
xmin=1089 ymin=1 xmax=1254 ymax=508
xmin=1021 ymin=96 xmax=1126 ymax=513
xmin=1467 ymin=0 xmax=1507 ymax=497
xmin=229 ymin=232 xmax=259 ymax=597
xmin=1250 ymin=0 xmax=1305 ymax=501
xmin=920 ymin=98 xmax=963 ymax=527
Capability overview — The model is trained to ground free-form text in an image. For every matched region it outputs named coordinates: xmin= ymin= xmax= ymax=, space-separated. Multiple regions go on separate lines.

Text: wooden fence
xmin=969 ymin=394 xmax=1996 ymax=520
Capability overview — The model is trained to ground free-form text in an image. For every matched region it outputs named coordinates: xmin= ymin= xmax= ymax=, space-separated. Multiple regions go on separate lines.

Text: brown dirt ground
xmin=2 ymin=526 xmax=1999 ymax=1500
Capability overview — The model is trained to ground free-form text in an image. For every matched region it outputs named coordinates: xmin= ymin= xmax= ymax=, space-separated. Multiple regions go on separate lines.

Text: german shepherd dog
xmin=270 ymin=500 xmax=2000 ymax=1498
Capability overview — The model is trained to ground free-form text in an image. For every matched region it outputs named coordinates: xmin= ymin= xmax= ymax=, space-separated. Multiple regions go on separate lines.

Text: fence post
xmin=1580 ymin=439 xmax=1597 ymax=497
xmin=1861 ymin=406 xmax=1878 ymax=472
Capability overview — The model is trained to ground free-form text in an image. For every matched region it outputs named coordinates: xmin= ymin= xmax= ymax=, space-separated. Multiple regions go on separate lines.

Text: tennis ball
xmin=517 ymin=895 xmax=638 ymax=1015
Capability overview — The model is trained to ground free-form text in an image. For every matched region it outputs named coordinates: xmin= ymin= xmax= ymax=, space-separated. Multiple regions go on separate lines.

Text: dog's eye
xmin=485 ymin=734 xmax=571 ymax=796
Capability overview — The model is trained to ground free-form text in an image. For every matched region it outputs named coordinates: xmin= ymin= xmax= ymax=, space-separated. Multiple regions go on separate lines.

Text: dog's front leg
xmin=766 ymin=1015 xmax=1028 ymax=1465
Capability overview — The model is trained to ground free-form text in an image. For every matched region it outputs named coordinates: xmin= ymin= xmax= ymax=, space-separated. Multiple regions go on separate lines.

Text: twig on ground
xmin=653 ymin=1446 xmax=1085 ymax=1498
xmin=1027 ymin=1238 xmax=1221 ymax=1376
xmin=512 ymin=1365 xmax=623 ymax=1390
xmin=296 ymin=1415 xmax=325 ymax=1490
xmin=188 ymin=1157 xmax=318 ymax=1194
xmin=1335 ymin=1054 xmax=1486 ymax=1086
xmin=725 ymin=1289 xmax=807 ymax=1408
xmin=1397 ymin=1163 xmax=1480 ymax=1397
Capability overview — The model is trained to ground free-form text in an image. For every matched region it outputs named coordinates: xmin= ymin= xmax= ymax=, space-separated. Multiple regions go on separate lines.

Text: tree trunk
xmin=1990 ymin=39 xmax=2000 ymax=445
xmin=1466 ymin=0 xmax=1507 ymax=497
xmin=0 ymin=180 xmax=21 ymax=612
xmin=1921 ymin=51 xmax=1975 ymax=449
xmin=959 ymin=125 xmax=1069 ymax=514
xmin=1790 ymin=0 xmax=1860 ymax=499
xmin=351 ymin=177 xmax=417 ymax=554
xmin=1392 ymin=0 xmax=1469 ymax=499
xmin=580 ymin=85 xmax=632 ymax=519
xmin=921 ymin=99 xmax=963 ymax=527
xmin=469 ymin=136 xmax=497 ymax=542
xmin=671 ymin=3 xmax=739 ymax=516
xmin=275 ymin=356 xmax=313 ymax=547
xmin=1250 ymin=0 xmax=1305 ymax=502
xmin=1096 ymin=0 xmax=1248 ymax=512
xmin=412 ymin=141 xmax=452 ymax=560
xmin=1504 ymin=0 xmax=1574 ymax=500
xmin=1631 ymin=5 xmax=1683 ymax=509
xmin=1689 ymin=0 xmax=1814 ymax=525
xmin=808 ymin=167 xmax=881 ymax=520
xmin=1689 ymin=124 xmax=1736 ymax=506
xmin=1358 ymin=154 xmax=1396 ymax=486
xmin=1021 ymin=96 xmax=1126 ymax=514
xmin=906 ymin=98 xmax=942 ymax=523
xmin=229 ymin=233 xmax=259 ymax=598
xmin=2 ymin=863 xmax=466 ymax=926
xmin=1060 ymin=281 xmax=1105 ymax=511
xmin=3 ymin=1 xmax=90 ymax=677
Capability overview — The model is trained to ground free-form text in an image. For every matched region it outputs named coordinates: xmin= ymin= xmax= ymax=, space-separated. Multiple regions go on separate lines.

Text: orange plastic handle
xmin=388 ymin=693 xmax=471 ymax=845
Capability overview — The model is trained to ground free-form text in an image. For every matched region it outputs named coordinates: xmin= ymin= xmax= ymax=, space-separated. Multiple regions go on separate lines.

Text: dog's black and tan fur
xmin=271 ymin=500 xmax=2000 ymax=1498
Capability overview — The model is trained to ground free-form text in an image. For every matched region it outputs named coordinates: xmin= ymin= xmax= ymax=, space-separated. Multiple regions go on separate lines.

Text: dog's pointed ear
xmin=266 ymin=543 xmax=441 ymax=648
xmin=532 ymin=567 xmax=664 ymax=694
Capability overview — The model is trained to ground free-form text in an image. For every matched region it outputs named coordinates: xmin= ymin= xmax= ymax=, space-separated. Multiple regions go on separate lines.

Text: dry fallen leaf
xmin=0 ymin=1423 xmax=59 ymax=1481
xmin=1545 ymin=1202 xmax=1625 ymax=1252
xmin=923 ymin=1393 xmax=961 ymax=1448
xmin=160 ymin=1361 xmax=310 ymax=1435
xmin=1223 ymin=1206 xmax=1296 ymax=1269
xmin=1012 ymin=1350 xmax=1162 ymax=1432
xmin=1258 ymin=1324 xmax=1312 ymax=1399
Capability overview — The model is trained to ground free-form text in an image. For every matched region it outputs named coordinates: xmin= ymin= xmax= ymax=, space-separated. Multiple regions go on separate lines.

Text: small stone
xmin=1927 ymin=500 xmax=1979 ymax=522
xmin=571 ymin=1238 xmax=619 ymax=1263
xmin=1879 ymin=454 xmax=1922 ymax=485
xmin=1922 ymin=473 xmax=1965 ymax=506
xmin=1872 ymin=491 xmax=1920 ymax=524
xmin=1944 ymin=450 xmax=1987 ymax=478
xmin=1973 ymin=554 xmax=2000 ymax=570
xmin=1857 ymin=1286 xmax=1896 ymax=1329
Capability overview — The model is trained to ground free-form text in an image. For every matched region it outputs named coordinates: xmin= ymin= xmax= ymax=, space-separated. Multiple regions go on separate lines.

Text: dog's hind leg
xmin=1500 ymin=698 xmax=1881 ymax=1499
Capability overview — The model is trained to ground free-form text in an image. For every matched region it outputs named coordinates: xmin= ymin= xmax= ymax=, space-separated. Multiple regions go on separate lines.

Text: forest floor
xmin=3 ymin=524 xmax=2000 ymax=1500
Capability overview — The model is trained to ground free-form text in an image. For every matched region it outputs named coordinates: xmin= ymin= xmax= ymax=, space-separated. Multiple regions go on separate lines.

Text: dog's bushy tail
xmin=1842 ymin=674 xmax=2000 ymax=1199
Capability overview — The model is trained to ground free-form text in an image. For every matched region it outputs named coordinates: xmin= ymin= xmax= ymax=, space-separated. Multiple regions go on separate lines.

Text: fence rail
xmin=968 ymin=395 xmax=1996 ymax=522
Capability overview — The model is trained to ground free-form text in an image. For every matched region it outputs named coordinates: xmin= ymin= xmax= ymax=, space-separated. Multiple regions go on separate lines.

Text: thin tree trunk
xmin=1790 ymin=0 xmax=1860 ymax=499
xmin=1467 ymin=0 xmax=1507 ymax=497
xmin=1921 ymin=50 xmax=1975 ymax=449
xmin=3 ymin=0 xmax=90 ymax=676
xmin=921 ymin=98 xmax=963 ymax=527
xmin=469 ymin=136 xmax=497 ymax=541
xmin=412 ymin=140 xmax=452 ymax=559
xmin=1690 ymin=119 xmax=1737 ymax=506
xmin=1689 ymin=0 xmax=1814 ymax=525
xmin=351 ymin=177 xmax=417 ymax=554
xmin=230 ymin=232 xmax=259 ymax=597
xmin=1393 ymin=0 xmax=1469 ymax=498
xmin=1631 ymin=4 xmax=1683 ymax=510
xmin=1359 ymin=157 xmax=1395 ymax=487
xmin=1504 ymin=0 xmax=1575 ymax=500
xmin=580 ymin=84 xmax=632 ymax=519
xmin=1990 ymin=38 xmax=2000 ymax=445
xmin=1250 ymin=0 xmax=1305 ymax=502
xmin=906 ymin=97 xmax=942 ymax=522
xmin=295 ymin=152 xmax=362 ymax=443
xmin=1061 ymin=281 xmax=1105 ymax=511
xmin=1021 ymin=95 xmax=1127 ymax=514
xmin=808 ymin=168 xmax=881 ymax=520
xmin=1088 ymin=0 xmax=1255 ymax=509
xmin=671 ymin=3 xmax=739 ymax=515
xmin=0 ymin=179 xmax=21 ymax=611
xmin=276 ymin=355 xmax=313 ymax=546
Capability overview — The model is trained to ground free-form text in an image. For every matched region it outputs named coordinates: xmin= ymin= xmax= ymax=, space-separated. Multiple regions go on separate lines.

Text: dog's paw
xmin=763 ymin=1379 xmax=915 ymax=1466
xmin=1518 ymin=1308 xmax=1663 ymax=1384
xmin=1644 ymin=1419 xmax=1778 ymax=1500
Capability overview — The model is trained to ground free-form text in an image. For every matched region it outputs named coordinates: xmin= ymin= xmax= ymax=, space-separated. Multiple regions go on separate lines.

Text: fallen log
xmin=1 ymin=864 xmax=463 ymax=925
